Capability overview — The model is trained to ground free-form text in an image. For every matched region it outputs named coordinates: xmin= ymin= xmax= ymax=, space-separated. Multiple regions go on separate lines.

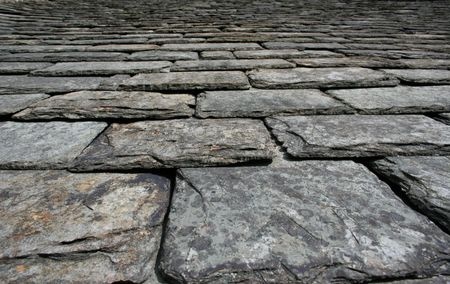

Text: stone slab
xmin=0 ymin=52 xmax=128 ymax=62
xmin=128 ymin=50 xmax=198 ymax=61
xmin=0 ymin=62 xmax=53 ymax=74
xmin=14 ymin=91 xmax=195 ymax=120
xmin=381 ymin=69 xmax=450 ymax=84
xmin=160 ymin=161 xmax=450 ymax=283
xmin=0 ymin=94 xmax=49 ymax=116
xmin=234 ymin=49 xmax=307 ymax=59
xmin=328 ymin=86 xmax=450 ymax=114
xmin=339 ymin=50 xmax=450 ymax=59
xmin=72 ymin=119 xmax=274 ymax=171
xmin=0 ymin=121 xmax=107 ymax=169
xmin=398 ymin=59 xmax=450 ymax=69
xmin=0 ymin=170 xmax=170 ymax=283
xmin=262 ymin=41 xmax=345 ymax=49
xmin=248 ymin=67 xmax=399 ymax=89
xmin=161 ymin=43 xmax=262 ymax=51
xmin=293 ymin=57 xmax=403 ymax=68
xmin=120 ymin=71 xmax=250 ymax=91
xmin=371 ymin=156 xmax=450 ymax=231
xmin=170 ymin=59 xmax=294 ymax=71
xmin=265 ymin=115 xmax=450 ymax=158
xmin=200 ymin=51 xmax=234 ymax=59
xmin=196 ymin=89 xmax=352 ymax=118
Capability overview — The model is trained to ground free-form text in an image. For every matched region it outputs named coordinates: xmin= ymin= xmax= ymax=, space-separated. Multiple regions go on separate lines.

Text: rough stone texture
xmin=0 ymin=51 xmax=127 ymax=62
xmin=128 ymin=50 xmax=199 ymax=61
xmin=170 ymin=59 xmax=294 ymax=71
xmin=370 ymin=156 xmax=450 ymax=232
xmin=293 ymin=57 xmax=403 ymax=68
xmin=0 ymin=62 xmax=53 ymax=74
xmin=161 ymin=43 xmax=262 ymax=51
xmin=196 ymin=89 xmax=352 ymax=118
xmin=263 ymin=41 xmax=345 ymax=49
xmin=0 ymin=121 xmax=107 ymax=169
xmin=31 ymin=61 xmax=172 ymax=76
xmin=381 ymin=69 xmax=450 ymax=84
xmin=0 ymin=170 xmax=170 ymax=283
xmin=266 ymin=115 xmax=450 ymax=158
xmin=160 ymin=161 xmax=450 ymax=283
xmin=72 ymin=119 xmax=274 ymax=171
xmin=328 ymin=86 xmax=450 ymax=114
xmin=13 ymin=91 xmax=195 ymax=120
xmin=234 ymin=49 xmax=308 ymax=59
xmin=248 ymin=67 xmax=399 ymax=89
xmin=200 ymin=51 xmax=234 ymax=59
xmin=0 ymin=94 xmax=49 ymax=116
xmin=120 ymin=71 xmax=250 ymax=91
xmin=398 ymin=59 xmax=450 ymax=69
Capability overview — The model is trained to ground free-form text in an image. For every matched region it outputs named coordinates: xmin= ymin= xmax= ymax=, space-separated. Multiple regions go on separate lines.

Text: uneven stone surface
xmin=161 ymin=43 xmax=262 ymax=51
xmin=0 ymin=62 xmax=53 ymax=74
xmin=266 ymin=115 xmax=450 ymax=158
xmin=160 ymin=161 xmax=450 ymax=283
xmin=293 ymin=57 xmax=403 ymax=68
xmin=248 ymin=67 xmax=399 ymax=89
xmin=0 ymin=94 xmax=49 ymax=116
xmin=0 ymin=51 xmax=127 ymax=62
xmin=200 ymin=51 xmax=234 ymax=59
xmin=0 ymin=170 xmax=170 ymax=283
xmin=381 ymin=69 xmax=450 ymax=84
xmin=170 ymin=59 xmax=294 ymax=71
xmin=128 ymin=50 xmax=198 ymax=61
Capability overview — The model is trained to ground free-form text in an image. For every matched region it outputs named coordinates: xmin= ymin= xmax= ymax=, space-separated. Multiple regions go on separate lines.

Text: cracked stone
xmin=160 ymin=161 xmax=450 ymax=283
xmin=170 ymin=59 xmax=294 ymax=71
xmin=0 ymin=94 xmax=49 ymax=116
xmin=0 ymin=62 xmax=53 ymax=74
xmin=128 ymin=50 xmax=199 ymax=61
xmin=161 ymin=43 xmax=262 ymax=51
xmin=381 ymin=69 xmax=450 ymax=84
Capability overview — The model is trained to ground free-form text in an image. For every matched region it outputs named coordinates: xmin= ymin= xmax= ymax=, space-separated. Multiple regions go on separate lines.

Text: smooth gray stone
xmin=328 ymin=86 xmax=450 ymax=114
xmin=0 ymin=52 xmax=127 ymax=62
xmin=248 ymin=67 xmax=399 ymax=89
xmin=0 ymin=170 xmax=170 ymax=283
xmin=170 ymin=59 xmax=294 ymax=71
xmin=128 ymin=50 xmax=198 ymax=61
xmin=72 ymin=119 xmax=274 ymax=171
xmin=398 ymin=59 xmax=450 ymax=69
xmin=0 ymin=121 xmax=107 ymax=169
xmin=120 ymin=71 xmax=250 ymax=91
xmin=14 ymin=91 xmax=194 ymax=120
xmin=196 ymin=89 xmax=352 ymax=118
xmin=293 ymin=57 xmax=404 ymax=68
xmin=0 ymin=94 xmax=49 ymax=115
xmin=262 ymin=41 xmax=345 ymax=49
xmin=381 ymin=69 xmax=450 ymax=84
xmin=0 ymin=62 xmax=53 ymax=74
xmin=161 ymin=43 xmax=262 ymax=51
xmin=371 ymin=156 xmax=450 ymax=231
xmin=160 ymin=161 xmax=450 ymax=283
xmin=200 ymin=51 xmax=234 ymax=59
xmin=265 ymin=115 xmax=450 ymax=158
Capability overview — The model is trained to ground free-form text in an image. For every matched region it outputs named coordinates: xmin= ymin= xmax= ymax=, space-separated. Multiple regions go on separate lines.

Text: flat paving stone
xmin=0 ymin=121 xmax=107 ymax=169
xmin=72 ymin=119 xmax=274 ymax=171
xmin=248 ymin=67 xmax=399 ymax=89
xmin=128 ymin=50 xmax=198 ymax=61
xmin=381 ymin=69 xmax=450 ymax=84
xmin=265 ymin=115 xmax=450 ymax=158
xmin=200 ymin=51 xmax=234 ymax=59
xmin=14 ymin=91 xmax=194 ymax=120
xmin=371 ymin=156 xmax=450 ymax=231
xmin=31 ymin=61 xmax=172 ymax=76
xmin=170 ymin=59 xmax=294 ymax=71
xmin=196 ymin=89 xmax=352 ymax=118
xmin=161 ymin=43 xmax=262 ymax=51
xmin=120 ymin=71 xmax=250 ymax=91
xmin=160 ymin=161 xmax=450 ymax=283
xmin=398 ymin=59 xmax=450 ymax=69
xmin=234 ymin=49 xmax=307 ymax=59
xmin=0 ymin=170 xmax=170 ymax=283
xmin=86 ymin=44 xmax=160 ymax=52
xmin=263 ymin=41 xmax=346 ymax=49
xmin=293 ymin=57 xmax=403 ymax=68
xmin=339 ymin=49 xmax=450 ymax=59
xmin=0 ymin=93 xmax=49 ymax=116
xmin=0 ymin=62 xmax=53 ymax=74
xmin=0 ymin=51 xmax=127 ymax=62
xmin=328 ymin=86 xmax=450 ymax=114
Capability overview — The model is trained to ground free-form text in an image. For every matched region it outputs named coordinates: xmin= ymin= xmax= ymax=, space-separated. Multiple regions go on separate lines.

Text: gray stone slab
xmin=381 ymin=69 xmax=450 ymax=84
xmin=263 ymin=41 xmax=346 ymax=49
xmin=339 ymin=49 xmax=450 ymax=59
xmin=398 ymin=59 xmax=450 ymax=69
xmin=161 ymin=43 xmax=262 ymax=51
xmin=200 ymin=51 xmax=234 ymax=59
xmin=0 ymin=94 xmax=49 ymax=116
xmin=293 ymin=57 xmax=403 ymax=68
xmin=0 ymin=62 xmax=53 ymax=74
xmin=265 ymin=115 xmax=450 ymax=158
xmin=371 ymin=156 xmax=450 ymax=231
xmin=0 ymin=121 xmax=107 ymax=169
xmin=0 ymin=45 xmax=90 ymax=53
xmin=120 ymin=71 xmax=250 ymax=91
xmin=160 ymin=161 xmax=450 ymax=283
xmin=234 ymin=49 xmax=343 ymax=59
xmin=72 ymin=119 xmax=274 ymax=171
xmin=31 ymin=61 xmax=172 ymax=76
xmin=0 ymin=52 xmax=127 ymax=62
xmin=171 ymin=59 xmax=294 ymax=71
xmin=248 ymin=67 xmax=399 ymax=89
xmin=14 ymin=91 xmax=194 ymax=120
xmin=438 ymin=113 xmax=450 ymax=122
xmin=86 ymin=44 xmax=159 ymax=52
xmin=0 ymin=170 xmax=170 ymax=283
xmin=328 ymin=86 xmax=450 ymax=114
xmin=128 ymin=50 xmax=198 ymax=61
xmin=196 ymin=89 xmax=352 ymax=118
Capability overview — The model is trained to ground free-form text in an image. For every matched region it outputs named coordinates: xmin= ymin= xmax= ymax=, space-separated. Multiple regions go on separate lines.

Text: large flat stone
xmin=0 ymin=170 xmax=170 ymax=283
xmin=161 ymin=43 xmax=262 ymax=51
xmin=0 ymin=121 xmax=107 ymax=169
xmin=0 ymin=94 xmax=49 ymax=116
xmin=371 ymin=156 xmax=450 ymax=231
xmin=381 ymin=69 xmax=450 ymax=84
xmin=233 ymin=49 xmax=308 ymax=59
xmin=160 ymin=161 xmax=450 ymax=283
xmin=196 ymin=89 xmax=352 ymax=118
xmin=398 ymin=59 xmax=450 ymax=69
xmin=0 ymin=62 xmax=53 ymax=74
xmin=248 ymin=67 xmax=399 ymax=89
xmin=263 ymin=41 xmax=346 ymax=49
xmin=170 ymin=59 xmax=294 ymax=71
xmin=328 ymin=86 xmax=450 ymax=114
xmin=265 ymin=115 xmax=450 ymax=158
xmin=128 ymin=50 xmax=198 ymax=61
xmin=293 ymin=57 xmax=403 ymax=68
xmin=14 ymin=91 xmax=194 ymax=120
xmin=72 ymin=119 xmax=274 ymax=171
xmin=120 ymin=71 xmax=250 ymax=91
xmin=339 ymin=50 xmax=450 ymax=59
xmin=0 ymin=52 xmax=127 ymax=62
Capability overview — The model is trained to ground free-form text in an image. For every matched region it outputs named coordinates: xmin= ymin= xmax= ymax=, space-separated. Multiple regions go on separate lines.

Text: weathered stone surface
xmin=31 ymin=61 xmax=172 ymax=76
xmin=248 ymin=67 xmax=399 ymax=89
xmin=14 ymin=91 xmax=195 ymax=120
xmin=160 ymin=161 xmax=450 ymax=283
xmin=328 ymin=86 xmax=450 ymax=114
xmin=128 ymin=50 xmax=198 ymax=61
xmin=398 ymin=59 xmax=450 ymax=69
xmin=371 ymin=156 xmax=450 ymax=231
xmin=438 ymin=113 xmax=450 ymax=123
xmin=293 ymin=57 xmax=403 ymax=68
xmin=161 ymin=43 xmax=262 ymax=51
xmin=72 ymin=119 xmax=274 ymax=170
xmin=0 ymin=121 xmax=107 ymax=169
xmin=266 ymin=115 xmax=450 ymax=158
xmin=0 ymin=170 xmax=170 ymax=283
xmin=0 ymin=52 xmax=127 ymax=62
xmin=381 ymin=69 xmax=450 ymax=84
xmin=0 ymin=62 xmax=53 ymax=74
xmin=339 ymin=49 xmax=450 ymax=59
xmin=196 ymin=89 xmax=351 ymax=118
xmin=263 ymin=41 xmax=345 ymax=49
xmin=120 ymin=71 xmax=250 ymax=91
xmin=86 ymin=44 xmax=159 ymax=52
xmin=0 ymin=94 xmax=49 ymax=116
xmin=200 ymin=51 xmax=234 ymax=59
xmin=234 ymin=49 xmax=306 ymax=59
xmin=170 ymin=59 xmax=294 ymax=71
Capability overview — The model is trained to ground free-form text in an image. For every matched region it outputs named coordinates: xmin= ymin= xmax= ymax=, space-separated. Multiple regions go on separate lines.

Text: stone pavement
xmin=0 ymin=0 xmax=449 ymax=283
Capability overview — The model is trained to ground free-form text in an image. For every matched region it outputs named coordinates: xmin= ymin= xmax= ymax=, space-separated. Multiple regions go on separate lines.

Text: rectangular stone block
xmin=170 ymin=59 xmax=294 ymax=71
